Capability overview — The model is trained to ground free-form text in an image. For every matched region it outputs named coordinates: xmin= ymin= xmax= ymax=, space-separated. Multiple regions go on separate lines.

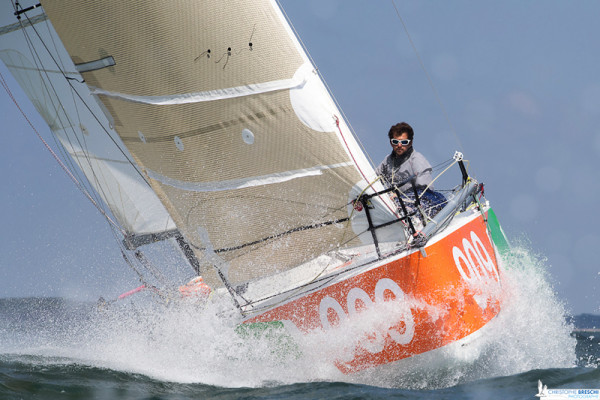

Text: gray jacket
xmin=375 ymin=148 xmax=433 ymax=191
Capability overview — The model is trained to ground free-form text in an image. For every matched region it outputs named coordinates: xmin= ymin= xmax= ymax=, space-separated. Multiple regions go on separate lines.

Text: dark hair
xmin=388 ymin=122 xmax=414 ymax=141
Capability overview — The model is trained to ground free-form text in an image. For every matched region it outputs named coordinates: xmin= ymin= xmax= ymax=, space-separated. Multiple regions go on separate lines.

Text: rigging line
xmin=242 ymin=219 xmax=415 ymax=311
xmin=431 ymin=157 xmax=454 ymax=171
xmin=40 ymin=15 xmax=97 ymax=187
xmin=19 ymin=11 xmax=160 ymax=236
xmin=19 ymin=11 xmax=108 ymax=187
xmin=120 ymin=250 xmax=147 ymax=285
xmin=20 ymin=9 xmax=152 ymax=189
xmin=16 ymin=17 xmax=166 ymax=289
xmin=109 ymin=216 xmax=173 ymax=292
xmin=19 ymin=40 xmax=125 ymax=244
xmin=16 ymin=17 xmax=90 ymax=194
xmin=12 ymin=2 xmax=168 ymax=294
xmin=134 ymin=250 xmax=171 ymax=288
xmin=192 ymin=217 xmax=351 ymax=254
xmin=16 ymin=14 xmax=107 ymax=216
xmin=18 ymin=16 xmax=108 ymax=215
xmin=341 ymin=175 xmax=399 ymax=245
xmin=119 ymin=249 xmax=170 ymax=303
xmin=0 ymin=71 xmax=125 ymax=236
xmin=9 ymin=13 xmax=119 ymax=228
xmin=335 ymin=117 xmax=402 ymax=222
xmin=390 ymin=0 xmax=464 ymax=154
xmin=418 ymin=158 xmax=458 ymax=199
xmin=257 ymin=192 xmax=378 ymax=308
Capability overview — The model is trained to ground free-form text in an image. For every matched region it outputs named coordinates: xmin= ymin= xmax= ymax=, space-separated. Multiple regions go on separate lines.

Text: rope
xmin=390 ymin=0 xmax=464 ymax=153
xmin=16 ymin=14 xmax=110 ymax=220
xmin=7 ymin=7 xmax=177 ymax=294
xmin=418 ymin=158 xmax=458 ymax=199
xmin=8 ymin=7 xmax=135 ymax=243
xmin=0 ymin=70 xmax=125 ymax=235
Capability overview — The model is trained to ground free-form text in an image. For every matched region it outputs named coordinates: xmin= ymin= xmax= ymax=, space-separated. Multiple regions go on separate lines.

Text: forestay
xmin=40 ymin=0 xmax=401 ymax=288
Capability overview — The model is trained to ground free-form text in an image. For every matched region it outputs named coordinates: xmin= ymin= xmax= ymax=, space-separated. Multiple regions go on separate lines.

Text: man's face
xmin=391 ymin=132 xmax=411 ymax=157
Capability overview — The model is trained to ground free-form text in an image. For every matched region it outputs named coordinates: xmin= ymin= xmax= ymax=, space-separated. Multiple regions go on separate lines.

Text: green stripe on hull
xmin=487 ymin=208 xmax=510 ymax=255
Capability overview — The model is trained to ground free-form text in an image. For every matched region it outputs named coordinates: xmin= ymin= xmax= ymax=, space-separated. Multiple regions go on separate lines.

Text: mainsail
xmin=2 ymin=0 xmax=401 ymax=290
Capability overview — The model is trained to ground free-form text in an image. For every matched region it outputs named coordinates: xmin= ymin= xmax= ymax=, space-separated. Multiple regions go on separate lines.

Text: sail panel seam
xmin=69 ymin=151 xmax=132 ymax=165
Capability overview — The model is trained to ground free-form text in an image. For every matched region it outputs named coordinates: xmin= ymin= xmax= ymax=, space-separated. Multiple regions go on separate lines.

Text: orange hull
xmin=244 ymin=212 xmax=502 ymax=373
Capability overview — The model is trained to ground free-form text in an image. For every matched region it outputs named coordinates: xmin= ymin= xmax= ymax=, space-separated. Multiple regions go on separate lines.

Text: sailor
xmin=376 ymin=122 xmax=445 ymax=217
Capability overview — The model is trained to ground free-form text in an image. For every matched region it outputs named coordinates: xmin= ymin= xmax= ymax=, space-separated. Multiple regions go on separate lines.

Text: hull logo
xmin=318 ymin=278 xmax=415 ymax=353
xmin=453 ymin=231 xmax=499 ymax=283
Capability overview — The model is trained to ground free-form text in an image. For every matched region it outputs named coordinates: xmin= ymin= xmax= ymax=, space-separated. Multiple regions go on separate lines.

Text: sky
xmin=1 ymin=1 xmax=599 ymax=315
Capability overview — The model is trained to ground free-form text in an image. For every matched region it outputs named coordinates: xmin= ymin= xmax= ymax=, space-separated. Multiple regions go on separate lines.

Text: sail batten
xmin=75 ymin=56 xmax=116 ymax=73
xmin=147 ymin=162 xmax=354 ymax=193
xmin=88 ymin=72 xmax=309 ymax=105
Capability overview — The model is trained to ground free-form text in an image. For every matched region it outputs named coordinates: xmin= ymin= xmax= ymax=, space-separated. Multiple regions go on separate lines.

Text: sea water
xmin=0 ymin=244 xmax=597 ymax=400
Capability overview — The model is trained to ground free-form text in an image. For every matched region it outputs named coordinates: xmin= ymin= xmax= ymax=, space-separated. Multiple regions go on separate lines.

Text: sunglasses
xmin=391 ymin=138 xmax=411 ymax=146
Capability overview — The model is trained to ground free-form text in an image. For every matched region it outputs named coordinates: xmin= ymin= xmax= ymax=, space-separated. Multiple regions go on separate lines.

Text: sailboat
xmin=0 ymin=0 xmax=509 ymax=375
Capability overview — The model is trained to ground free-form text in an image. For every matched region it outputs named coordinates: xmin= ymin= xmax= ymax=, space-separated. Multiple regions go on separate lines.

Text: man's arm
xmin=413 ymin=153 xmax=434 ymax=189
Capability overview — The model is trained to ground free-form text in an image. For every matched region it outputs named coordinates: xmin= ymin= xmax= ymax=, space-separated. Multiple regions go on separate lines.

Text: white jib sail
xmin=0 ymin=9 xmax=176 ymax=238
